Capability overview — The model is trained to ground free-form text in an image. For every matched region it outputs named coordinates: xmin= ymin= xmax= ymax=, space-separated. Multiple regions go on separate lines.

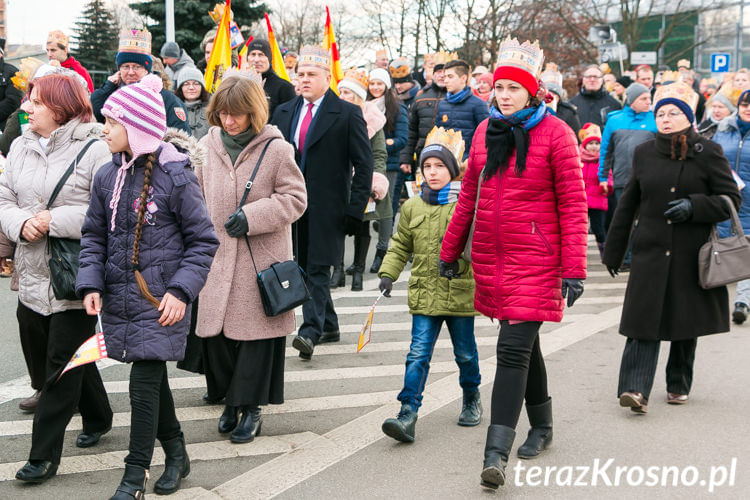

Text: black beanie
xmin=616 ymin=75 xmax=633 ymax=88
xmin=247 ymin=39 xmax=272 ymax=61
xmin=419 ymin=145 xmax=459 ymax=178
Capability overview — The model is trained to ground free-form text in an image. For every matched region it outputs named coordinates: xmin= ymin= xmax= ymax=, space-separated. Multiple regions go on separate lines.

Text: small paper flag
xmin=357 ymin=291 xmax=386 ymax=353
xmin=57 ymin=313 xmax=108 ymax=381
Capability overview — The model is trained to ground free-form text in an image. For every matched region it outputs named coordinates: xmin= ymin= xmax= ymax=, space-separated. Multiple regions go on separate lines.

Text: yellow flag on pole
xmin=322 ymin=6 xmax=343 ymax=94
xmin=264 ymin=14 xmax=290 ymax=82
xmin=357 ymin=291 xmax=386 ymax=353
xmin=204 ymin=0 xmax=233 ymax=93
xmin=57 ymin=314 xmax=108 ymax=381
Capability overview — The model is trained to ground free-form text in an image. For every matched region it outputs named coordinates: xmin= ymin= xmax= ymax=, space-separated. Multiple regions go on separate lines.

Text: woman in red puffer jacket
xmin=439 ymin=40 xmax=588 ymax=490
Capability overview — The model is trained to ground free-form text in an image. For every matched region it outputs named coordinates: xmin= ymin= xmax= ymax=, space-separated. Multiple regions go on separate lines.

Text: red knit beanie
xmin=493 ymin=65 xmax=539 ymax=96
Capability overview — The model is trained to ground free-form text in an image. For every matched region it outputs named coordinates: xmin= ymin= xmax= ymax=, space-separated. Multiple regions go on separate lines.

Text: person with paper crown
xmin=91 ymin=29 xmax=190 ymax=134
xmin=578 ymin=123 xmax=610 ymax=260
xmin=243 ymin=39 xmax=296 ymax=119
xmin=713 ymin=88 xmax=750 ymax=325
xmin=374 ymin=48 xmax=389 ymax=69
xmin=336 ymin=68 xmax=392 ymax=292
xmin=377 ymin=126 xmax=480 ymax=443
xmin=439 ymin=37 xmax=588 ymax=489
xmin=46 ymin=30 xmax=94 ymax=93
xmin=603 ymin=82 xmax=740 ymax=417
xmin=389 ymin=57 xmax=421 ymax=110
xmin=270 ymin=46 xmax=373 ymax=361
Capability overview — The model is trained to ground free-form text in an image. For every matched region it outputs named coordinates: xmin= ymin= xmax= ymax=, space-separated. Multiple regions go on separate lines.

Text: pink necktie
xmin=298 ymin=102 xmax=314 ymax=153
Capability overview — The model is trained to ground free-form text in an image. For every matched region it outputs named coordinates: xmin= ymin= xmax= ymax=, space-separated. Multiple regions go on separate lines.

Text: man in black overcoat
xmin=271 ymin=46 xmax=373 ymax=360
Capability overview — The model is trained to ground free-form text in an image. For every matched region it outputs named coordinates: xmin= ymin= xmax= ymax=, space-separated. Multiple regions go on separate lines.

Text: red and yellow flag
xmin=238 ymin=36 xmax=253 ymax=69
xmin=265 ymin=13 xmax=290 ymax=82
xmin=204 ymin=0 xmax=233 ymax=93
xmin=322 ymin=6 xmax=343 ymax=93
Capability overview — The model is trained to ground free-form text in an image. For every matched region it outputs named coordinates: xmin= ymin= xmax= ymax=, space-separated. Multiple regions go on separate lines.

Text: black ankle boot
xmin=517 ymin=398 xmax=553 ymax=459
xmin=218 ymin=405 xmax=239 ymax=433
xmin=369 ymin=249 xmax=387 ymax=273
xmin=154 ymin=434 xmax=190 ymax=495
xmin=330 ymin=263 xmax=346 ymax=288
xmin=480 ymin=425 xmax=516 ymax=489
xmin=230 ymin=407 xmax=262 ymax=443
xmin=109 ymin=464 xmax=149 ymax=499
xmin=381 ymin=403 xmax=417 ymax=442
xmin=457 ymin=390 xmax=483 ymax=426
xmin=351 ymin=233 xmax=370 ymax=292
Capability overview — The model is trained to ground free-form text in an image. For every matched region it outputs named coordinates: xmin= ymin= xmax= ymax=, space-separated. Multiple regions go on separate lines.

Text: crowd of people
xmin=0 ymin=21 xmax=747 ymax=496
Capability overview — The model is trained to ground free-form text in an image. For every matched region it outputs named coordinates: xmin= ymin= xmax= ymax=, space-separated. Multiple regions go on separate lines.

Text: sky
xmin=6 ymin=0 xmax=90 ymax=46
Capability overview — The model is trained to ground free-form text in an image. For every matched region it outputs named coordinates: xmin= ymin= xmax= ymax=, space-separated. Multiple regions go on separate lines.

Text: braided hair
xmin=131 ymin=153 xmax=161 ymax=309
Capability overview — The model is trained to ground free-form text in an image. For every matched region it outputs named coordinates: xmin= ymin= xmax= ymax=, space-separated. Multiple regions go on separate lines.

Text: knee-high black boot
xmin=351 ymin=234 xmax=370 ymax=292
xmin=480 ymin=425 xmax=516 ymax=489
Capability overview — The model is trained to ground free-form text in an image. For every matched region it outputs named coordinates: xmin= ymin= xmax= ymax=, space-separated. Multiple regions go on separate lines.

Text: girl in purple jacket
xmin=76 ymin=75 xmax=218 ymax=499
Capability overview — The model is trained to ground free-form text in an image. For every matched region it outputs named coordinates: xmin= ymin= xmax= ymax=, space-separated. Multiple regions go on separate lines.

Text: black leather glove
xmin=664 ymin=198 xmax=693 ymax=223
xmin=224 ymin=208 xmax=249 ymax=238
xmin=561 ymin=278 xmax=584 ymax=307
xmin=438 ymin=259 xmax=460 ymax=280
xmin=343 ymin=215 xmax=361 ymax=236
xmin=379 ymin=276 xmax=393 ymax=297
xmin=606 ymin=266 xmax=619 ymax=278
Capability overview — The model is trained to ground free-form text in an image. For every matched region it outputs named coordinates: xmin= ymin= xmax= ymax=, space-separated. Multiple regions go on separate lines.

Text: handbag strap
xmin=46 ymin=139 xmax=98 ymax=210
xmin=711 ymin=194 xmax=744 ymax=241
xmin=239 ymin=137 xmax=279 ymax=275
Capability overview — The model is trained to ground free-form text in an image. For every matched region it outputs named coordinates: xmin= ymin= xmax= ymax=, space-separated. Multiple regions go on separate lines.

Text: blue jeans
xmin=397 ymin=315 xmax=481 ymax=410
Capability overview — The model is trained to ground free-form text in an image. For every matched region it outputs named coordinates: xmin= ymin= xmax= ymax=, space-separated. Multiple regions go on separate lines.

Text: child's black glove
xmin=561 ymin=278 xmax=584 ymax=307
xmin=378 ymin=276 xmax=393 ymax=297
xmin=224 ymin=208 xmax=249 ymax=238
xmin=438 ymin=259 xmax=459 ymax=280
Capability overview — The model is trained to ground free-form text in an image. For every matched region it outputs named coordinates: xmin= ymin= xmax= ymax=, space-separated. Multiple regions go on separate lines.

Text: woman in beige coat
xmin=195 ymin=74 xmax=307 ymax=444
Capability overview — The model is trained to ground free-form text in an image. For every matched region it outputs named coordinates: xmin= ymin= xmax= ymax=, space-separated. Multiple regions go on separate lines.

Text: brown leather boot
xmin=19 ymin=390 xmax=41 ymax=412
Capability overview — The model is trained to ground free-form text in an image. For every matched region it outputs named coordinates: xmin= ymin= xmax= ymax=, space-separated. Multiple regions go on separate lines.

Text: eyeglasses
xmin=583 ymin=74 xmax=602 ymax=79
xmin=120 ymin=64 xmax=146 ymax=73
xmin=655 ymin=110 xmax=684 ymax=119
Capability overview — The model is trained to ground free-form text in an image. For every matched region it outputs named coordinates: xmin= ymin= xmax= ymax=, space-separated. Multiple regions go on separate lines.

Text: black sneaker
xmin=733 ymin=303 xmax=748 ymax=324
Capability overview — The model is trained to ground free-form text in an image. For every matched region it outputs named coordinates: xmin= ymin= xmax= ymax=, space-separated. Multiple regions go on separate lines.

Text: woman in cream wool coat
xmin=195 ymin=74 xmax=307 ymax=444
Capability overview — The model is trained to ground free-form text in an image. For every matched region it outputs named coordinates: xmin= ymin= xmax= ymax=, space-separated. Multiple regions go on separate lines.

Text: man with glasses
xmin=91 ymin=29 xmax=190 ymax=133
xmin=570 ymin=64 xmax=622 ymax=128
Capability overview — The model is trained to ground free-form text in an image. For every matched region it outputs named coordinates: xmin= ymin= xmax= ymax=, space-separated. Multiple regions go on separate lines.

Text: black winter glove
xmin=343 ymin=215 xmax=362 ymax=236
xmin=664 ymin=198 xmax=693 ymax=224
xmin=606 ymin=266 xmax=619 ymax=278
xmin=224 ymin=208 xmax=249 ymax=238
xmin=438 ymin=259 xmax=460 ymax=280
xmin=379 ymin=276 xmax=393 ymax=297
xmin=561 ymin=278 xmax=584 ymax=307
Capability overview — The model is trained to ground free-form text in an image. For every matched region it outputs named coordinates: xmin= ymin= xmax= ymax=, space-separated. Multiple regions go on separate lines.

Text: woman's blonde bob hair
xmin=207 ymin=76 xmax=268 ymax=134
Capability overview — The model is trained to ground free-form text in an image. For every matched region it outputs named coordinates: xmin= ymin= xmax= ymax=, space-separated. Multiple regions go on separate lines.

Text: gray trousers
xmin=617 ymin=337 xmax=697 ymax=400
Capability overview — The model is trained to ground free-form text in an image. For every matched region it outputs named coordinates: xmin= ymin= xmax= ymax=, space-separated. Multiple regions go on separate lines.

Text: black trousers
xmin=298 ymin=263 xmax=339 ymax=343
xmin=125 ymin=360 xmax=182 ymax=469
xmin=490 ymin=321 xmax=549 ymax=428
xmin=21 ymin=303 xmax=112 ymax=464
xmin=617 ymin=337 xmax=697 ymax=400
xmin=16 ymin=300 xmax=50 ymax=390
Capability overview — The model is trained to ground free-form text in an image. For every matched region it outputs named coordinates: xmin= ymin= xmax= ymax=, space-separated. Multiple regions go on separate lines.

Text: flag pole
xmin=165 ymin=0 xmax=175 ymax=42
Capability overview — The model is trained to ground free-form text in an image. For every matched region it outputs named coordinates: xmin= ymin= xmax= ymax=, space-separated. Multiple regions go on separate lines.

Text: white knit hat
xmin=369 ymin=68 xmax=392 ymax=89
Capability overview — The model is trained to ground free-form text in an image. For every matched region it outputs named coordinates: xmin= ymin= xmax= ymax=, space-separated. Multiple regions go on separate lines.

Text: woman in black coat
xmin=603 ymin=82 xmax=741 ymax=414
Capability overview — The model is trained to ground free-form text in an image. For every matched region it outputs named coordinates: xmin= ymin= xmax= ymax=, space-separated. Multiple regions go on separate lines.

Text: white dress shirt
xmin=293 ymin=94 xmax=326 ymax=150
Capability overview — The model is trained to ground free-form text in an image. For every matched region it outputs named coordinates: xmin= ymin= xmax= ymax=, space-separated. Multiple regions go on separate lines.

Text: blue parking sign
xmin=711 ymin=53 xmax=731 ymax=73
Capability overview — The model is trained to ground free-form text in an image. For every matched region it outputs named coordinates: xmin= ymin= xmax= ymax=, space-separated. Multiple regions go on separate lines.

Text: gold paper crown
xmin=298 ymin=45 xmax=330 ymax=70
xmin=653 ymin=82 xmax=699 ymax=111
xmin=434 ymin=50 xmax=458 ymax=65
xmin=119 ymin=29 xmax=152 ymax=55
xmin=660 ymin=70 xmax=681 ymax=84
xmin=47 ymin=30 xmax=69 ymax=50
xmin=496 ymin=37 xmax=544 ymax=78
xmin=208 ymin=3 xmax=233 ymax=23
xmin=423 ymin=127 xmax=464 ymax=164
xmin=389 ymin=58 xmax=410 ymax=79
xmin=677 ymin=59 xmax=691 ymax=69
xmin=342 ymin=67 xmax=369 ymax=91
xmin=11 ymin=57 xmax=45 ymax=92
xmin=540 ymin=62 xmax=562 ymax=86
xmin=376 ymin=49 xmax=387 ymax=59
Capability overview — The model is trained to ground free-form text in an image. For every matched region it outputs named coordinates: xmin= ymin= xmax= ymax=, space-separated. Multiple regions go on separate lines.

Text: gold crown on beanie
xmin=47 ymin=30 xmax=69 ymax=50
xmin=342 ymin=67 xmax=369 ymax=91
xmin=497 ymin=37 xmax=544 ymax=78
xmin=434 ymin=50 xmax=458 ymax=65
xmin=389 ymin=58 xmax=411 ymax=79
xmin=298 ymin=45 xmax=330 ymax=70
xmin=119 ymin=29 xmax=152 ymax=55
xmin=654 ymin=81 xmax=699 ymax=111
xmin=11 ymin=57 xmax=45 ymax=92
xmin=424 ymin=126 xmax=464 ymax=164
xmin=660 ymin=70 xmax=681 ymax=84
xmin=540 ymin=62 xmax=562 ymax=86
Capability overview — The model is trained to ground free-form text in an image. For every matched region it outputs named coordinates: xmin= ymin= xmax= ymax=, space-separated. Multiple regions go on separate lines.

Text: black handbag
xmin=239 ymin=138 xmax=311 ymax=317
xmin=46 ymin=139 xmax=98 ymax=301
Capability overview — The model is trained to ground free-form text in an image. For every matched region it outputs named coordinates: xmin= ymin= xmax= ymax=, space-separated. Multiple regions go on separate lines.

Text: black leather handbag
xmin=239 ymin=138 xmax=311 ymax=317
xmin=47 ymin=139 xmax=98 ymax=301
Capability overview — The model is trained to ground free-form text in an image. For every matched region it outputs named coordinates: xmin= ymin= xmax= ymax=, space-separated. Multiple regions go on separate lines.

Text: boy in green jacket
xmin=378 ymin=127 xmax=480 ymax=443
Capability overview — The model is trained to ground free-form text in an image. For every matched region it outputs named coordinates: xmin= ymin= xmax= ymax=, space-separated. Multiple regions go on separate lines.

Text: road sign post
xmin=711 ymin=53 xmax=731 ymax=73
